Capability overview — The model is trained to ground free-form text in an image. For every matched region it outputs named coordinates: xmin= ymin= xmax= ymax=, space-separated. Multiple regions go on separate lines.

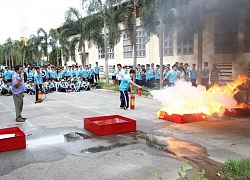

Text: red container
xmin=84 ymin=115 xmax=136 ymax=136
xmin=224 ymin=108 xmax=250 ymax=116
xmin=0 ymin=126 xmax=26 ymax=152
xmin=159 ymin=111 xmax=207 ymax=124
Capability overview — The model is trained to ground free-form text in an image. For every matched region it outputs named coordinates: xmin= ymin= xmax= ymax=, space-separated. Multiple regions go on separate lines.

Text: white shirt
xmin=116 ymin=69 xmax=124 ymax=80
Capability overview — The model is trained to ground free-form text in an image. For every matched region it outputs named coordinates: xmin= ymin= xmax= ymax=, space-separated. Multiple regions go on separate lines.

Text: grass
xmin=222 ymin=157 xmax=250 ymax=180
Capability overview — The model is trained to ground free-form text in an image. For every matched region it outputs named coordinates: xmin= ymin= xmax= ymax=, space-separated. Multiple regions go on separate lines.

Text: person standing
xmin=34 ymin=67 xmax=43 ymax=103
xmin=94 ymin=62 xmax=100 ymax=82
xmin=116 ymin=64 xmax=124 ymax=85
xmin=201 ymin=62 xmax=210 ymax=90
xmin=119 ymin=69 xmax=141 ymax=110
xmin=190 ymin=63 xmax=197 ymax=87
xmin=12 ymin=65 xmax=26 ymax=122
xmin=162 ymin=64 xmax=180 ymax=86
xmin=210 ymin=63 xmax=221 ymax=86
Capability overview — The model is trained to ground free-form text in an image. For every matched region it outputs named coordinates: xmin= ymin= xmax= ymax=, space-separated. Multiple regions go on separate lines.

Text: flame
xmin=155 ymin=75 xmax=249 ymax=117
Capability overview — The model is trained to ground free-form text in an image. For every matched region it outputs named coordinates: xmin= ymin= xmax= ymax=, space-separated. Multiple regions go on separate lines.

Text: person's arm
xmin=13 ymin=75 xmax=22 ymax=88
xmin=129 ymin=81 xmax=141 ymax=89
xmin=162 ymin=74 xmax=169 ymax=82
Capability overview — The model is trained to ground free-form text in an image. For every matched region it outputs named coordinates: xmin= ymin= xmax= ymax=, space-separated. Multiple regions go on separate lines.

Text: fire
xmin=154 ymin=75 xmax=249 ymax=117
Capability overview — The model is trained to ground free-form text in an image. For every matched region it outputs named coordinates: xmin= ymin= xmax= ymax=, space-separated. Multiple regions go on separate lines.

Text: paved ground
xmin=0 ymin=89 xmax=250 ymax=180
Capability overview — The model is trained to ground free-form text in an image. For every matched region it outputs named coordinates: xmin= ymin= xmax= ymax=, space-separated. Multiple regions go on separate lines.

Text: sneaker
xmin=16 ymin=118 xmax=25 ymax=122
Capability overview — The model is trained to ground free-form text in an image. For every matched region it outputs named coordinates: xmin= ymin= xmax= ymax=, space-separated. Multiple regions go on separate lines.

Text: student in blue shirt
xmin=5 ymin=67 xmax=12 ymax=83
xmin=88 ymin=64 xmax=94 ymax=84
xmin=50 ymin=67 xmax=57 ymax=80
xmin=184 ymin=63 xmax=190 ymax=82
xmin=67 ymin=67 xmax=73 ymax=79
xmin=135 ymin=67 xmax=142 ymax=86
xmin=119 ymin=69 xmax=141 ymax=110
xmin=145 ymin=65 xmax=151 ymax=88
xmin=27 ymin=68 xmax=34 ymax=81
xmin=0 ymin=69 xmax=5 ymax=81
xmin=34 ymin=67 xmax=43 ymax=103
xmin=162 ymin=64 xmax=180 ymax=86
xmin=149 ymin=66 xmax=155 ymax=88
xmin=155 ymin=65 xmax=160 ymax=86
xmin=190 ymin=63 xmax=197 ymax=87
xmin=82 ymin=65 xmax=89 ymax=81
xmin=74 ymin=66 xmax=80 ymax=78
xmin=201 ymin=62 xmax=210 ymax=90
xmin=111 ymin=65 xmax=117 ymax=84
xmin=94 ymin=62 xmax=100 ymax=82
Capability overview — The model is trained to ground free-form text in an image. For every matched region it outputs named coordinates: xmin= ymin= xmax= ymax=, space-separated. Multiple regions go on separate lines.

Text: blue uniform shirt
xmin=168 ymin=70 xmax=179 ymax=84
xmin=155 ymin=69 xmax=160 ymax=80
xmin=119 ymin=75 xmax=132 ymax=91
xmin=34 ymin=73 xmax=42 ymax=85
xmin=94 ymin=66 xmax=100 ymax=74
xmin=190 ymin=69 xmax=197 ymax=79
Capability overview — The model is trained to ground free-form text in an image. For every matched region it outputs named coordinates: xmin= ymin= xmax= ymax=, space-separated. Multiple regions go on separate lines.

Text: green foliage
xmin=222 ymin=158 xmax=250 ymax=180
xmin=153 ymin=161 xmax=208 ymax=180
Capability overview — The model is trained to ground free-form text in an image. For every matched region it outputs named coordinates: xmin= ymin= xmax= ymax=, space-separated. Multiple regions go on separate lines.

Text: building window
xmin=245 ymin=9 xmax=250 ymax=52
xmin=214 ymin=13 xmax=238 ymax=53
xmin=162 ymin=33 xmax=173 ymax=56
xmin=177 ymin=31 xmax=194 ymax=55
xmin=123 ymin=30 xmax=146 ymax=58
xmin=98 ymin=39 xmax=114 ymax=59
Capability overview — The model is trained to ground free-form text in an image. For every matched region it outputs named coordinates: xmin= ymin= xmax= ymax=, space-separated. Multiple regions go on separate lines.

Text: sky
xmin=0 ymin=0 xmax=84 ymax=44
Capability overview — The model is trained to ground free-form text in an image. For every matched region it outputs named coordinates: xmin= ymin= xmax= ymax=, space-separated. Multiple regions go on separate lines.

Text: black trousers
xmin=191 ymin=79 xmax=197 ymax=87
xmin=95 ymin=74 xmax=100 ymax=82
xmin=201 ymin=78 xmax=209 ymax=90
xmin=35 ymin=84 xmax=42 ymax=101
xmin=120 ymin=90 xmax=129 ymax=108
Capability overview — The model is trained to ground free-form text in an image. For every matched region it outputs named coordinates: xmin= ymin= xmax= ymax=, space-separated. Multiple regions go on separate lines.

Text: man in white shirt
xmin=116 ymin=64 xmax=124 ymax=85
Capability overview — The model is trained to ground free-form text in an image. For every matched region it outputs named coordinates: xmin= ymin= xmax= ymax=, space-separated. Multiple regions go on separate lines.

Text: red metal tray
xmin=0 ymin=126 xmax=26 ymax=152
xmin=159 ymin=111 xmax=207 ymax=124
xmin=84 ymin=115 xmax=136 ymax=136
xmin=224 ymin=108 xmax=250 ymax=116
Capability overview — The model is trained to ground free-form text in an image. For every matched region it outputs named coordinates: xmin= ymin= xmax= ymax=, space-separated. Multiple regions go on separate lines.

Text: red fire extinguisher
xmin=38 ymin=90 xmax=42 ymax=102
xmin=138 ymin=88 xmax=141 ymax=96
xmin=130 ymin=93 xmax=135 ymax=110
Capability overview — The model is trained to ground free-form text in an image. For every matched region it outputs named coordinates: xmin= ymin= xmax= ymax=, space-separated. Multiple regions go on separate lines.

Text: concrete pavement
xmin=0 ymin=89 xmax=250 ymax=180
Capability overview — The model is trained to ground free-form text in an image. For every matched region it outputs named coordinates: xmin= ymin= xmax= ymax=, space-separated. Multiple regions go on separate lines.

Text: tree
xmin=82 ymin=0 xmax=124 ymax=83
xmin=28 ymin=33 xmax=41 ymax=65
xmin=49 ymin=29 xmax=60 ymax=66
xmin=37 ymin=28 xmax=50 ymax=62
xmin=140 ymin=0 xmax=189 ymax=88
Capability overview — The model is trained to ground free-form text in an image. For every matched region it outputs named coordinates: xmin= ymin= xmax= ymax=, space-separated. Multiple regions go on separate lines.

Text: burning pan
xmin=224 ymin=108 xmax=250 ymax=116
xmin=159 ymin=111 xmax=207 ymax=124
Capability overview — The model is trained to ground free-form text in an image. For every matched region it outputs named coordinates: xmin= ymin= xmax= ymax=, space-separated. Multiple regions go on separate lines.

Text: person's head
xmin=129 ymin=69 xmax=136 ymax=78
xmin=156 ymin=65 xmax=160 ymax=69
xmin=85 ymin=65 xmax=88 ymax=69
xmin=117 ymin=64 xmax=122 ymax=70
xmin=35 ymin=67 xmax=40 ymax=73
xmin=96 ymin=62 xmax=98 ymax=65
xmin=184 ymin=63 xmax=188 ymax=68
xmin=113 ymin=65 xmax=115 ymax=68
xmin=192 ymin=63 xmax=196 ymax=68
xmin=146 ymin=65 xmax=150 ymax=70
xmin=204 ymin=62 xmax=208 ymax=67
xmin=89 ymin=64 xmax=92 ymax=68
xmin=5 ymin=67 xmax=9 ymax=71
xmin=172 ymin=64 xmax=178 ymax=71
xmin=167 ymin=64 xmax=170 ymax=68
xmin=85 ymin=78 xmax=88 ymax=82
xmin=6 ymin=82 xmax=10 ymax=86
xmin=48 ymin=79 xmax=51 ymax=83
xmin=213 ymin=63 xmax=217 ymax=69
xmin=14 ymin=65 xmax=23 ymax=74
xmin=151 ymin=63 xmax=154 ymax=68
xmin=175 ymin=62 xmax=179 ymax=66
xmin=179 ymin=62 xmax=183 ymax=67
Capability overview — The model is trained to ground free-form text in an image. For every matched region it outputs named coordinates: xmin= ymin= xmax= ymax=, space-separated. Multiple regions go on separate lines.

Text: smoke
xmin=151 ymin=80 xmax=237 ymax=116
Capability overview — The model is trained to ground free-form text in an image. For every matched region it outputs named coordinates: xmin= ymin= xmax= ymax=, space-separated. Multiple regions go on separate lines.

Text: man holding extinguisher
xmin=119 ymin=69 xmax=141 ymax=110
xmin=34 ymin=67 xmax=42 ymax=103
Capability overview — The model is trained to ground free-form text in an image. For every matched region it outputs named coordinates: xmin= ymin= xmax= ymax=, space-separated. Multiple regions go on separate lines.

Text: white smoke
xmin=151 ymin=80 xmax=237 ymax=116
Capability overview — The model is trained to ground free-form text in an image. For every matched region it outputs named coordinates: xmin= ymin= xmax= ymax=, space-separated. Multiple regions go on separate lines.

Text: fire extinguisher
xmin=130 ymin=93 xmax=135 ymax=110
xmin=38 ymin=90 xmax=42 ymax=102
xmin=138 ymin=88 xmax=141 ymax=96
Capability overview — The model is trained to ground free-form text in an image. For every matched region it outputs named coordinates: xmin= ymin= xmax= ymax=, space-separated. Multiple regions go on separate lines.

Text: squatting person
xmin=119 ymin=69 xmax=141 ymax=110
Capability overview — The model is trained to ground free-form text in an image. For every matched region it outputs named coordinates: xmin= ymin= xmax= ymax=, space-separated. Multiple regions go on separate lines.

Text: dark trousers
xmin=201 ymin=78 xmax=209 ymax=90
xmin=142 ymin=77 xmax=146 ymax=86
xmin=120 ymin=90 xmax=129 ymax=108
xmin=95 ymin=74 xmax=100 ymax=82
xmin=35 ymin=84 xmax=42 ymax=101
xmin=191 ymin=79 xmax=197 ymax=87
xmin=149 ymin=78 xmax=155 ymax=88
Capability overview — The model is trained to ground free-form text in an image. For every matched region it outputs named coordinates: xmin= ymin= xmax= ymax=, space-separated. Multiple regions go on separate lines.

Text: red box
xmin=84 ymin=115 xmax=136 ymax=136
xmin=159 ymin=111 xmax=207 ymax=124
xmin=0 ymin=126 xmax=26 ymax=152
xmin=224 ymin=108 xmax=250 ymax=116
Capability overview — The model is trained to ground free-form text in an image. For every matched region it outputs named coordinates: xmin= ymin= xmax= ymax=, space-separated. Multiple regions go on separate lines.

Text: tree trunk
xmin=197 ymin=0 xmax=204 ymax=85
xmin=104 ymin=10 xmax=109 ymax=84
xmin=81 ymin=40 xmax=86 ymax=66
xmin=56 ymin=47 xmax=59 ymax=67
xmin=159 ymin=19 xmax=164 ymax=89
xmin=133 ymin=5 xmax=137 ymax=82
xmin=11 ymin=55 xmax=13 ymax=68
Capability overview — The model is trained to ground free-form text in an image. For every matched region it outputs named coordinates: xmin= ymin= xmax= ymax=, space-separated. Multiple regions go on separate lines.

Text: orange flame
xmin=157 ymin=75 xmax=249 ymax=117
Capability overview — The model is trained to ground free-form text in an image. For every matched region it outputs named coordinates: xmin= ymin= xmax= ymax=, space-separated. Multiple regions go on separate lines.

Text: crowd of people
xmin=0 ymin=61 xmax=221 ymax=97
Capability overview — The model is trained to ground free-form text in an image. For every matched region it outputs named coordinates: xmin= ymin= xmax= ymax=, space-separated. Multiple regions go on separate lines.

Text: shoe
xmin=21 ymin=117 xmax=26 ymax=120
xmin=124 ymin=107 xmax=128 ymax=110
xmin=16 ymin=118 xmax=25 ymax=122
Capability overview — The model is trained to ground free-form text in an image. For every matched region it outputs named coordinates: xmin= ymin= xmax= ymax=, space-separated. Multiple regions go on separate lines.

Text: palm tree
xmin=61 ymin=7 xmax=87 ymax=66
xmin=28 ymin=34 xmax=41 ymax=65
xmin=37 ymin=28 xmax=50 ymax=62
xmin=82 ymin=0 xmax=124 ymax=83
xmin=49 ymin=29 xmax=60 ymax=66
xmin=140 ymin=0 xmax=189 ymax=88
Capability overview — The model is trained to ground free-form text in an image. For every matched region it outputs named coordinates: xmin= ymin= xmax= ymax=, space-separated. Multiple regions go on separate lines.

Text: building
xmin=66 ymin=1 xmax=250 ymax=84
